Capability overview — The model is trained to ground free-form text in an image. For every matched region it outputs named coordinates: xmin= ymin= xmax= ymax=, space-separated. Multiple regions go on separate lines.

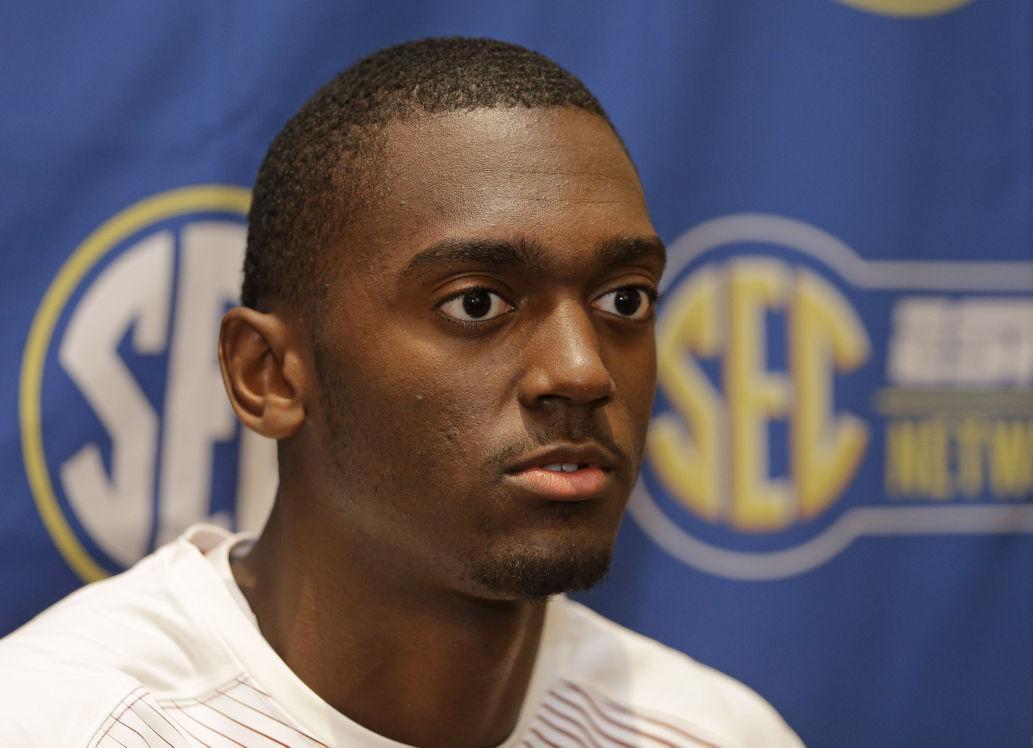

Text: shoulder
xmin=0 ymin=660 xmax=195 ymax=747
xmin=0 ymin=527 xmax=243 ymax=745
xmin=546 ymin=598 xmax=803 ymax=747
xmin=0 ymin=531 xmax=235 ymax=689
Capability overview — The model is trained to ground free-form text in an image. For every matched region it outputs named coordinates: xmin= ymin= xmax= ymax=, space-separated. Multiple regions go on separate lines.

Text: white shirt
xmin=0 ymin=525 xmax=802 ymax=747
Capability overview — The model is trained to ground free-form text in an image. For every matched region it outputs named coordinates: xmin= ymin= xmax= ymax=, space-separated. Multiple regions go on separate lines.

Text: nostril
xmin=532 ymin=387 xmax=613 ymax=409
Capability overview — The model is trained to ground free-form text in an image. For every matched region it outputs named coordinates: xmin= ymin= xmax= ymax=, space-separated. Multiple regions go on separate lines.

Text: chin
xmin=468 ymin=536 xmax=614 ymax=602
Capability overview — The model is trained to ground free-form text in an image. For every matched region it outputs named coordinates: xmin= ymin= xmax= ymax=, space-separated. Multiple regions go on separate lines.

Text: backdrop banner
xmin=2 ymin=2 xmax=1030 ymax=745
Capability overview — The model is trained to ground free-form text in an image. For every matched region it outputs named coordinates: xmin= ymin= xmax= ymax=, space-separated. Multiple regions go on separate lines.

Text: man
xmin=0 ymin=38 xmax=801 ymax=747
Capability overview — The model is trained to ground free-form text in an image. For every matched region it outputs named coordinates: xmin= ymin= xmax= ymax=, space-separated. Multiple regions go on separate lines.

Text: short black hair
xmin=241 ymin=36 xmax=618 ymax=313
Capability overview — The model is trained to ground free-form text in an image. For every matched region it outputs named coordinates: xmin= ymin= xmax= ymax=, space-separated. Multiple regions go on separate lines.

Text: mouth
xmin=504 ymin=445 xmax=618 ymax=502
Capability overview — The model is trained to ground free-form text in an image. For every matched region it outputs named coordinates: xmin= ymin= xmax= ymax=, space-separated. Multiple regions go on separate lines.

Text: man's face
xmin=308 ymin=107 xmax=663 ymax=601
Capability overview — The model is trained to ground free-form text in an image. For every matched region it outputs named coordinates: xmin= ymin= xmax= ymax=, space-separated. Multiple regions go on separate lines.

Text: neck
xmin=232 ymin=498 xmax=548 ymax=748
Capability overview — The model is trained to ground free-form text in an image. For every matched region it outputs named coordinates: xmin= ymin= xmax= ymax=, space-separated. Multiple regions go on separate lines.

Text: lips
xmin=505 ymin=444 xmax=618 ymax=502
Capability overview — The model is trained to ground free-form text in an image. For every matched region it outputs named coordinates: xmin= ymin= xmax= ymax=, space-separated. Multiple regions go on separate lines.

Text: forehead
xmin=345 ymin=107 xmax=653 ymax=271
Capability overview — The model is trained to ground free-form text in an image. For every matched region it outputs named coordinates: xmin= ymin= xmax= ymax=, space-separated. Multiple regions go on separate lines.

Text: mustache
xmin=483 ymin=423 xmax=627 ymax=473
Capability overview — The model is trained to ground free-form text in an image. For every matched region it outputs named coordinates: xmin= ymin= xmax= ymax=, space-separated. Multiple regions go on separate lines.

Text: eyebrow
xmin=595 ymin=235 xmax=667 ymax=272
xmin=400 ymin=234 xmax=666 ymax=279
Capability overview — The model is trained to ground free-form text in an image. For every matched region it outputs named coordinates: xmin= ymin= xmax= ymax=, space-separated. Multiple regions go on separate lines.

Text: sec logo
xmin=20 ymin=186 xmax=276 ymax=582
xmin=631 ymin=213 xmax=1033 ymax=580
xmin=835 ymin=0 xmax=973 ymax=17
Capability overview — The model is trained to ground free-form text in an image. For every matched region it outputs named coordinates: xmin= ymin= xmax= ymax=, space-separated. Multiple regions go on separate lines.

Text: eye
xmin=438 ymin=288 xmax=514 ymax=323
xmin=592 ymin=286 xmax=656 ymax=320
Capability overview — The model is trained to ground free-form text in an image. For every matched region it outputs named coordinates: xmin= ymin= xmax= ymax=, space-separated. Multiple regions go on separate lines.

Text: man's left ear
xmin=218 ymin=306 xmax=308 ymax=439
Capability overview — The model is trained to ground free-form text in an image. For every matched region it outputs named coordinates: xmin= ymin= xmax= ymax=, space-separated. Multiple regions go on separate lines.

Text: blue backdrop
xmin=2 ymin=2 xmax=1031 ymax=745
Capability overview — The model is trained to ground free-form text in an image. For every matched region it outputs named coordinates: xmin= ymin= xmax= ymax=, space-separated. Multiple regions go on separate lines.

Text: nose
xmin=517 ymin=302 xmax=615 ymax=409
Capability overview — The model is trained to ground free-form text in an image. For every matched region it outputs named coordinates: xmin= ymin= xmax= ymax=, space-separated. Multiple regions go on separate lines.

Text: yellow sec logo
xmin=632 ymin=214 xmax=874 ymax=580
xmin=835 ymin=0 xmax=974 ymax=17
xmin=633 ymin=212 xmax=1033 ymax=580
xmin=648 ymin=256 xmax=869 ymax=534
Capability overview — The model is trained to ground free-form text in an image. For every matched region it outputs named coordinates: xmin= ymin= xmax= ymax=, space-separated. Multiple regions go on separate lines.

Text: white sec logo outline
xmin=20 ymin=185 xmax=275 ymax=582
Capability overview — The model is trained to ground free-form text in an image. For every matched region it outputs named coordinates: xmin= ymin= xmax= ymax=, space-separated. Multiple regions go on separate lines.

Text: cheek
xmin=328 ymin=340 xmax=504 ymax=478
xmin=408 ymin=375 xmax=517 ymax=472
xmin=610 ymin=336 xmax=658 ymax=453
xmin=610 ymin=332 xmax=657 ymax=399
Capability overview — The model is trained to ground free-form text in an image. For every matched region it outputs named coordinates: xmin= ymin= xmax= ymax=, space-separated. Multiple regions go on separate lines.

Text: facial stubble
xmin=313 ymin=341 xmax=622 ymax=602
xmin=469 ymin=505 xmax=617 ymax=601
